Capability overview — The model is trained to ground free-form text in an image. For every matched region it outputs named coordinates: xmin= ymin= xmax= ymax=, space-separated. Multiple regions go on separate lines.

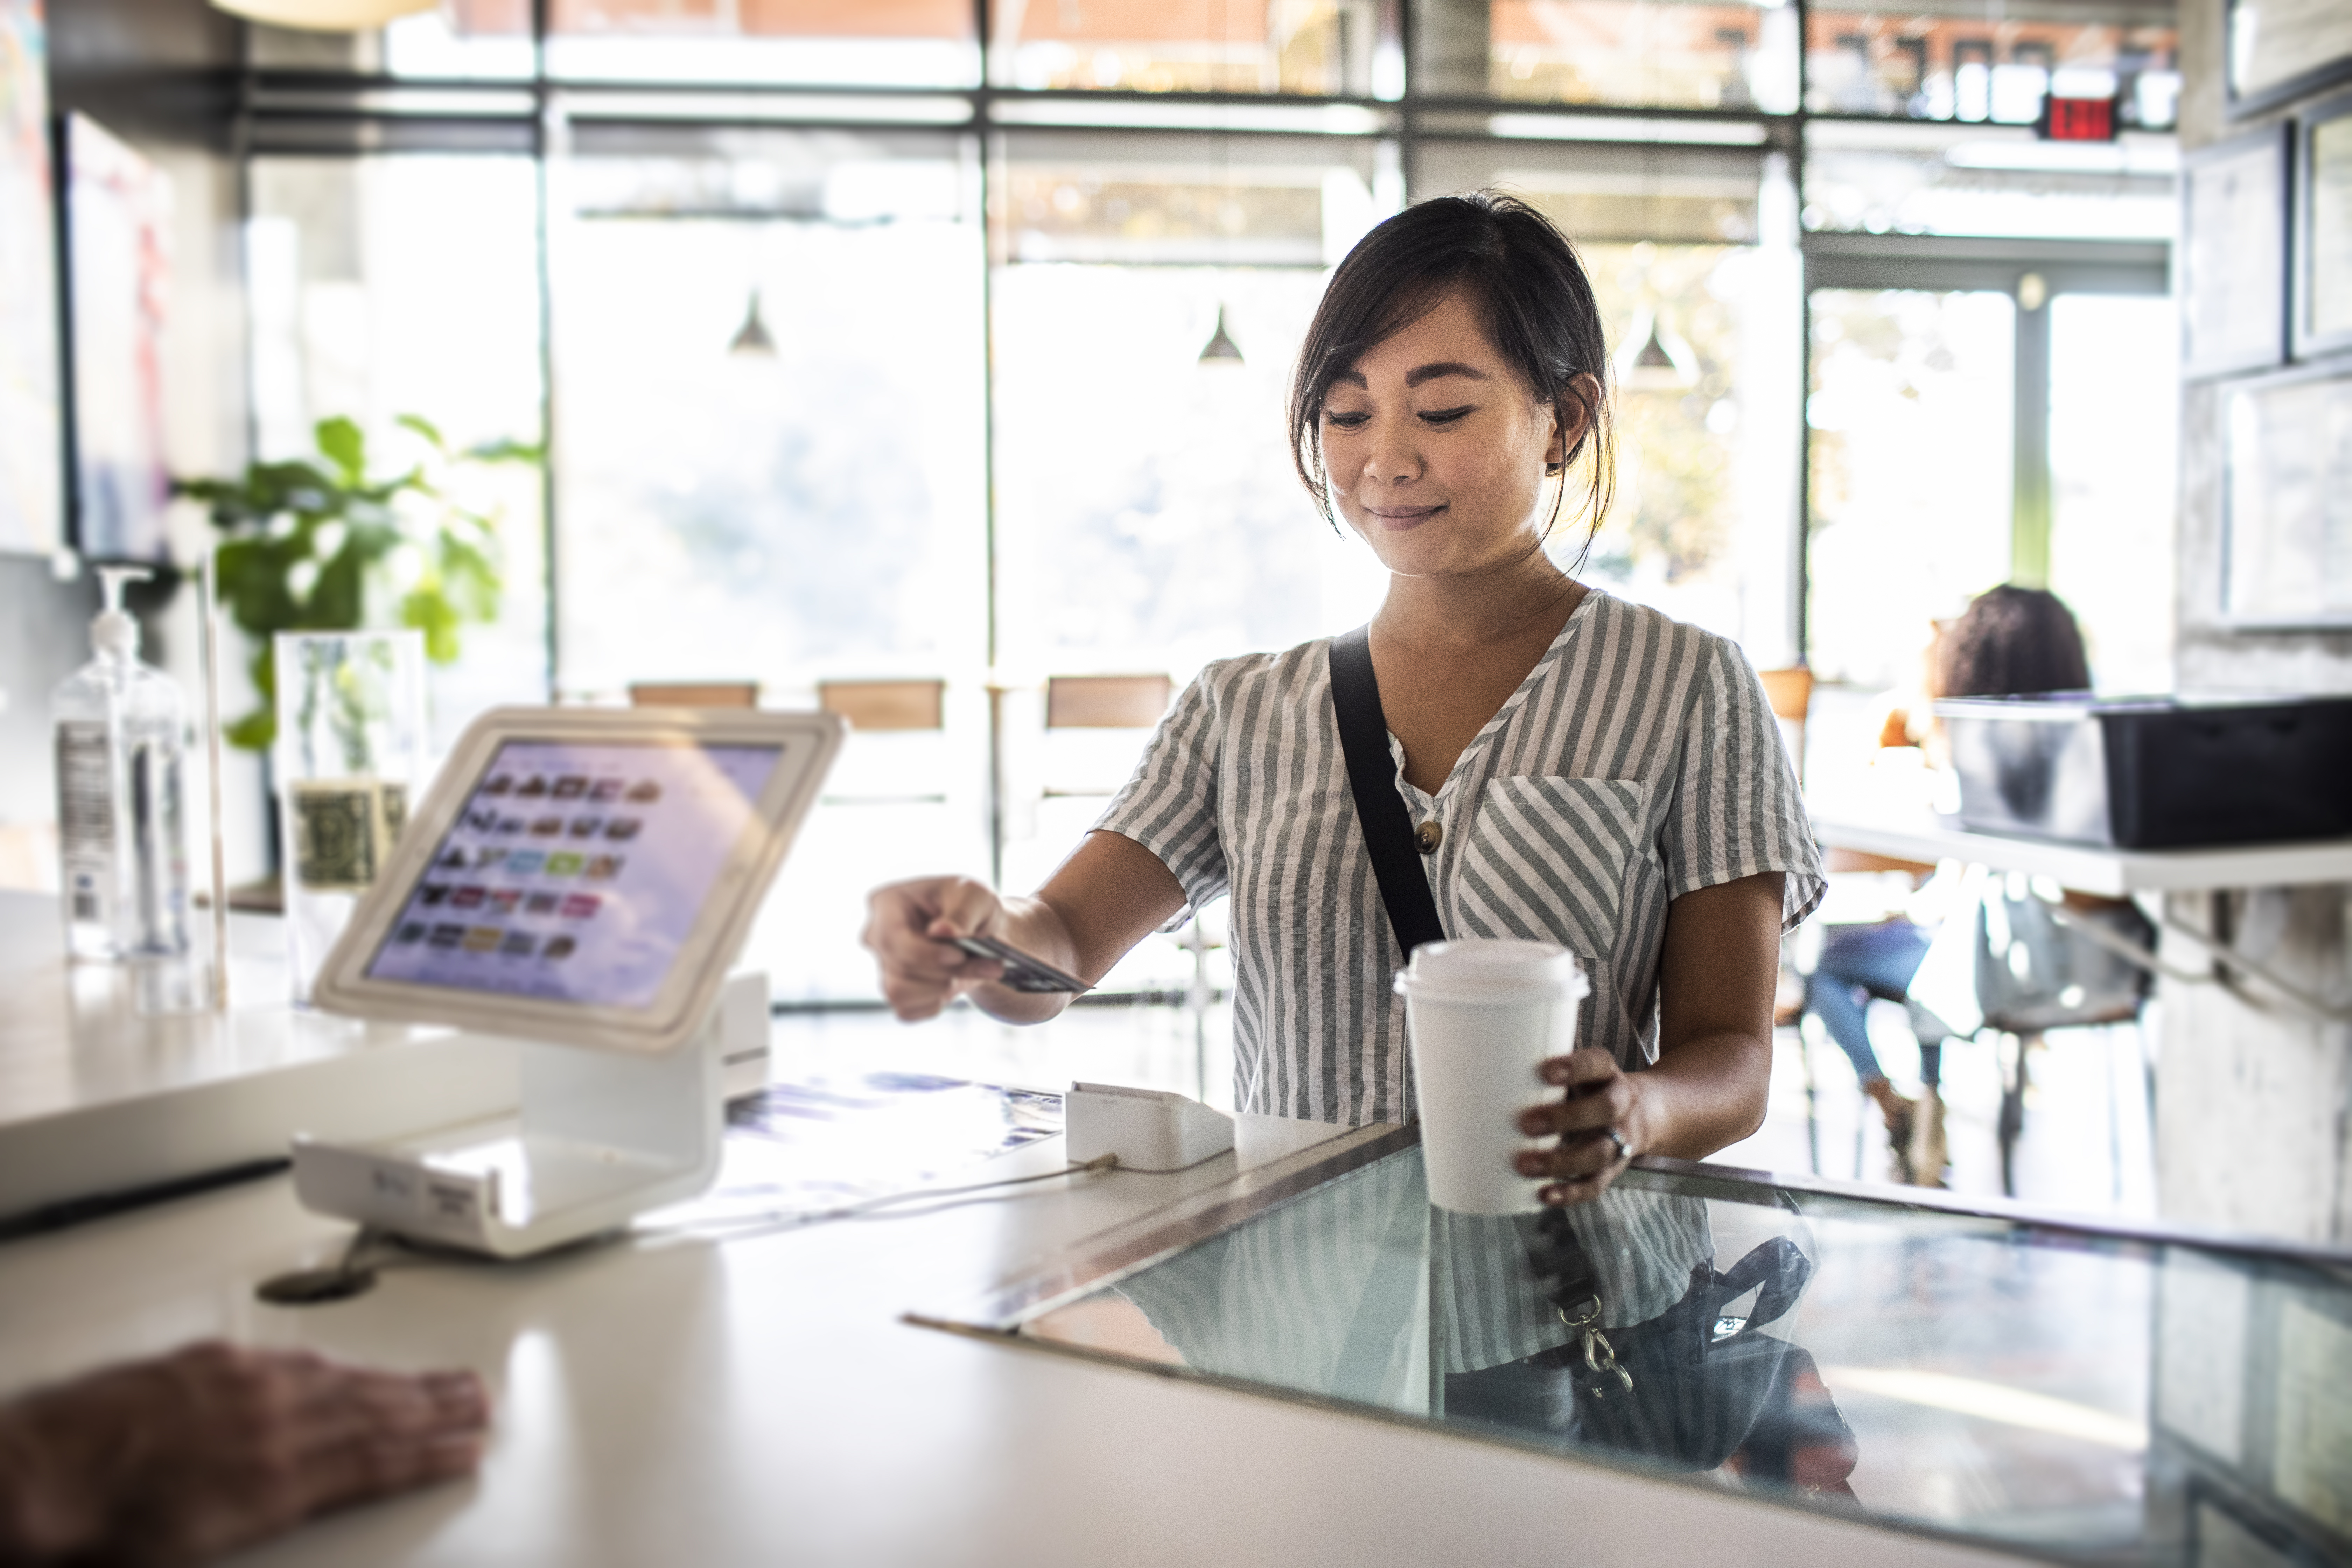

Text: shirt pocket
xmin=1451 ymin=776 xmax=1648 ymax=966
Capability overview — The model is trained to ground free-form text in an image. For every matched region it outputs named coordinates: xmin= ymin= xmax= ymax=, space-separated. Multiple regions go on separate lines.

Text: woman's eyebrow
xmin=1404 ymin=361 xmax=1490 ymax=387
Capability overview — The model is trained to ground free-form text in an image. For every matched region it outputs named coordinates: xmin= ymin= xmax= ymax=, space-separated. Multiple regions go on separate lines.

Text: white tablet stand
xmin=290 ymin=972 xmax=766 ymax=1259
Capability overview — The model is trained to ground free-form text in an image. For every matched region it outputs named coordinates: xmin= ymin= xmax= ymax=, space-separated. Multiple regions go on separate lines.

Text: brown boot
xmin=1863 ymin=1079 xmax=1916 ymax=1184
xmin=1908 ymin=1088 xmax=1949 ymax=1188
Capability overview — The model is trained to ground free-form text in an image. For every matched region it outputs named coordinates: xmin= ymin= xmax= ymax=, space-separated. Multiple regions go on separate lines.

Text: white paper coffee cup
xmin=1396 ymin=939 xmax=1591 ymax=1216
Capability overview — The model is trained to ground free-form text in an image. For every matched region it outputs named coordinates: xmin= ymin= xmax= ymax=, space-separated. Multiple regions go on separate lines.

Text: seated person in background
xmin=1805 ymin=584 xmax=2093 ymax=1183
xmin=0 ymin=1341 xmax=488 ymax=1565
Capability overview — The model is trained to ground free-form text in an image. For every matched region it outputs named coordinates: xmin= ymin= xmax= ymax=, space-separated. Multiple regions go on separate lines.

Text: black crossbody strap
xmin=1328 ymin=625 xmax=1446 ymax=959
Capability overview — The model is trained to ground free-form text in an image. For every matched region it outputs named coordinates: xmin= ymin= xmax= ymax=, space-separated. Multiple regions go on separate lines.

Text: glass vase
xmin=274 ymin=630 xmax=427 ymax=1005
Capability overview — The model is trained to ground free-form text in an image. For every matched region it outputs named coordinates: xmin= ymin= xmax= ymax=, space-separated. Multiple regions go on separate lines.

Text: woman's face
xmin=1319 ymin=286 xmax=1584 ymax=581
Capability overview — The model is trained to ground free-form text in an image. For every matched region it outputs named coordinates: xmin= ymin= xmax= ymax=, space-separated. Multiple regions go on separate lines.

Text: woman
xmin=1805 ymin=583 xmax=2106 ymax=1183
xmin=866 ymin=192 xmax=1823 ymax=1205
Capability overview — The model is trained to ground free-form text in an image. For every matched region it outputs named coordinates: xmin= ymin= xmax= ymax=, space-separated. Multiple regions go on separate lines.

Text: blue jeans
xmin=1804 ymin=921 xmax=1945 ymax=1088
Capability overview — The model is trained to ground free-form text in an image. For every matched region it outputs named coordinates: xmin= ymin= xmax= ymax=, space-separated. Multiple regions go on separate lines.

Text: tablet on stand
xmin=296 ymin=705 xmax=844 ymax=1258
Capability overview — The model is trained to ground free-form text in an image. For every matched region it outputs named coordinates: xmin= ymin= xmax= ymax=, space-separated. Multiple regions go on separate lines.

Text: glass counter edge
xmin=908 ymin=1138 xmax=2352 ymax=1337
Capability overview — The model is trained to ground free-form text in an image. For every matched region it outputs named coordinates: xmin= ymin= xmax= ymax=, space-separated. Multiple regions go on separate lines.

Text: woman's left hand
xmin=1516 ymin=1048 xmax=1648 ymax=1206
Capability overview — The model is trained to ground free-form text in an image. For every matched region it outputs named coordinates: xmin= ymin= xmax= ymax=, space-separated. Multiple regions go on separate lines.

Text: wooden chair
xmin=817 ymin=678 xmax=945 ymax=733
xmin=1044 ymin=674 xmax=1173 ymax=734
xmin=628 ymin=681 xmax=759 ymax=709
xmin=1756 ymin=665 xmax=1813 ymax=783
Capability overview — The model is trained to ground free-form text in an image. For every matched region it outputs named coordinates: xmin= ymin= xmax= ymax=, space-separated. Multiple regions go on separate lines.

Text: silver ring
xmin=1603 ymin=1126 xmax=1633 ymax=1165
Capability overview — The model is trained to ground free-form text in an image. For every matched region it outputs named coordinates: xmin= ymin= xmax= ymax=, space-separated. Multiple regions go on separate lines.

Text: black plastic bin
xmin=1934 ymin=693 xmax=2352 ymax=850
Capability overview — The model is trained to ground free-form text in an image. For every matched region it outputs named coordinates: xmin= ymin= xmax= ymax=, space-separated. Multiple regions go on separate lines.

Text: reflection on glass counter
xmin=926 ymin=1141 xmax=2352 ymax=1565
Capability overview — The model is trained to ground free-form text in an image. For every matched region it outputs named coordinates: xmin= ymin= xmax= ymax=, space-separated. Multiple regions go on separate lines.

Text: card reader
xmin=1065 ymin=1082 xmax=1235 ymax=1173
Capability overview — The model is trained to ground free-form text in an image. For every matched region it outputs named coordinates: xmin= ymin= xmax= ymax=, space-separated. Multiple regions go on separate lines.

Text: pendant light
xmin=208 ymin=0 xmax=435 ymax=29
xmin=1197 ymin=305 xmax=1244 ymax=364
xmin=728 ymin=290 xmax=777 ymax=356
xmin=1197 ymin=61 xmax=1244 ymax=368
xmin=1621 ymin=314 xmax=1692 ymax=392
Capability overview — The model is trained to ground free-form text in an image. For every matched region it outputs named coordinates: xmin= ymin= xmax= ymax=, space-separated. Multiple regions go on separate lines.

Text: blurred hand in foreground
xmin=0 ymin=1340 xmax=489 ymax=1566
xmin=862 ymin=875 xmax=1013 ymax=1021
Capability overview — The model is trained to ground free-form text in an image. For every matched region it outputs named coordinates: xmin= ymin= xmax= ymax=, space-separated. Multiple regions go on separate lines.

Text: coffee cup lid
xmin=1393 ymin=939 xmax=1590 ymax=1003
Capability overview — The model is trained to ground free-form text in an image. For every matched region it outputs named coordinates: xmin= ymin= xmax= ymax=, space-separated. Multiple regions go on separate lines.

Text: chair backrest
xmin=819 ymin=678 xmax=945 ymax=732
xmin=1756 ymin=666 xmax=1813 ymax=721
xmin=1045 ymin=674 xmax=1173 ymax=730
xmin=1755 ymin=666 xmax=1813 ymax=782
xmin=628 ymin=681 xmax=759 ymax=709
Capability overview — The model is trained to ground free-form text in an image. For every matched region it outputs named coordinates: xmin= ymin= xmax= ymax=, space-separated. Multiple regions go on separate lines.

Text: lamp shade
xmin=1197 ymin=305 xmax=1244 ymax=365
xmin=210 ymin=0 xmax=437 ymax=31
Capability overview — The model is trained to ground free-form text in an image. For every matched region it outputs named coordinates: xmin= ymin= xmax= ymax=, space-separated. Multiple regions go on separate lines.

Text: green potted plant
xmin=173 ymin=414 xmax=544 ymax=750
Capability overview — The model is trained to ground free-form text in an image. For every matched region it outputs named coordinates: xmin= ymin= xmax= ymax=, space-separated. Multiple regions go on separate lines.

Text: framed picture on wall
xmin=2227 ymin=0 xmax=2352 ymax=119
xmin=2295 ymin=92 xmax=2352 ymax=360
xmin=0 ymin=0 xmax=65 ymax=556
xmin=2219 ymin=359 xmax=2352 ymax=631
xmin=64 ymin=113 xmax=174 ymax=563
xmin=2183 ymin=126 xmax=2290 ymax=382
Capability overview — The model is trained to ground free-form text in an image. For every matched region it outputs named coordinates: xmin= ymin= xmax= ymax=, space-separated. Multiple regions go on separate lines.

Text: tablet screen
xmin=364 ymin=739 xmax=783 ymax=1010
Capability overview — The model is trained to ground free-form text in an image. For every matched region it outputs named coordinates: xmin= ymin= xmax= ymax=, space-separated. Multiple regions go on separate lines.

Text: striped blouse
xmin=1096 ymin=588 xmax=1825 ymax=1128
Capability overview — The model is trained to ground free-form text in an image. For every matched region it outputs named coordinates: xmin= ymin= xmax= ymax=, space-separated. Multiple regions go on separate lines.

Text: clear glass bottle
xmin=53 ymin=565 xmax=190 ymax=962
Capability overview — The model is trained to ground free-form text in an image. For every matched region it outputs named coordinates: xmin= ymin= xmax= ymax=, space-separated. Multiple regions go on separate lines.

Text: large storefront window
xmin=221 ymin=0 xmax=2179 ymax=1002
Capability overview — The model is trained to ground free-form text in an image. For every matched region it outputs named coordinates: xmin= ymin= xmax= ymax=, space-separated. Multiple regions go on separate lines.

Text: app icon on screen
xmin=568 ymin=816 xmax=602 ymax=838
xmin=626 ymin=780 xmax=661 ymax=803
xmin=530 ymin=817 xmax=564 ymax=837
xmin=451 ymin=886 xmax=486 ymax=909
xmin=590 ymin=779 xmax=624 ymax=802
xmin=546 ymin=852 xmax=584 ymax=875
xmin=496 ymin=817 xmax=526 ymax=835
xmin=605 ymin=818 xmax=643 ymax=841
xmin=526 ymin=891 xmax=559 ymax=914
xmin=394 ymin=922 xmax=427 ymax=944
xmin=488 ymin=889 xmax=522 ymax=914
xmin=543 ymin=936 xmax=577 ymax=961
xmin=460 ymin=814 xmax=494 ymax=836
xmin=500 ymin=932 xmax=536 ymax=957
xmin=560 ymin=894 xmax=601 ymax=919
xmin=474 ymin=847 xmax=507 ymax=869
xmin=420 ymin=884 xmax=451 ymax=906
xmin=552 ymin=776 xmax=588 ymax=800
xmin=439 ymin=849 xmax=469 ymax=870
xmin=507 ymin=850 xmax=545 ymax=874
xmin=586 ymin=855 xmax=622 ymax=879
xmin=483 ymin=775 xmax=514 ymax=796
xmin=517 ymin=777 xmax=549 ymax=797
xmin=429 ymin=924 xmax=466 ymax=948
xmin=463 ymin=926 xmax=502 ymax=953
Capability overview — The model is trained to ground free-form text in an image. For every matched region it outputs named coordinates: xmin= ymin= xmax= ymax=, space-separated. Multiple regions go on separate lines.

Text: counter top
xmin=1807 ymin=799 xmax=2352 ymax=896
xmin=0 ymin=890 xmax=515 ymax=1224
xmin=0 ymin=1107 xmax=2024 ymax=1568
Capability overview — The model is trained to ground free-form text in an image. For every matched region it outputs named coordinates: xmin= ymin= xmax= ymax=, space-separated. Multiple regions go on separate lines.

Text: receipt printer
xmin=1066 ymin=1082 xmax=1235 ymax=1173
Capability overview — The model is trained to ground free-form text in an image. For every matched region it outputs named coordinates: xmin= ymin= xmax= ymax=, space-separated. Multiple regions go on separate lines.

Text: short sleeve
xmin=1091 ymin=667 xmax=1231 ymax=922
xmin=1655 ymin=636 xmax=1824 ymax=930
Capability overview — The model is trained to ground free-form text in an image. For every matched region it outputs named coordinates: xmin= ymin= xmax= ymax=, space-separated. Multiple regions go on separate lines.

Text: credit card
xmin=946 ymin=934 xmax=1091 ymax=994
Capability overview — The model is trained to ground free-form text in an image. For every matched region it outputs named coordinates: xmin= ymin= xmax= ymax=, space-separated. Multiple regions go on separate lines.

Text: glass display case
xmin=916 ymin=1133 xmax=2352 ymax=1565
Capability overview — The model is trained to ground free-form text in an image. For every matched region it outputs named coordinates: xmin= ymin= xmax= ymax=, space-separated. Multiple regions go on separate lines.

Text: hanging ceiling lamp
xmin=1197 ymin=305 xmax=1244 ymax=365
xmin=1620 ymin=312 xmax=1694 ymax=393
xmin=729 ymin=289 xmax=777 ymax=356
xmin=209 ymin=0 xmax=436 ymax=30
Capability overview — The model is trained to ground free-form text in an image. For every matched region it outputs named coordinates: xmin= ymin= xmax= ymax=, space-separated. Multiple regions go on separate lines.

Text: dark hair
xmin=1935 ymin=585 xmax=2091 ymax=698
xmin=1287 ymin=190 xmax=1615 ymax=554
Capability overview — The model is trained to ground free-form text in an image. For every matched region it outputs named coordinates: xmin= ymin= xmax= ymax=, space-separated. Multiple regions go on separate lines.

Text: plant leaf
xmin=315 ymin=417 xmax=367 ymax=486
xmin=395 ymin=413 xmax=448 ymax=452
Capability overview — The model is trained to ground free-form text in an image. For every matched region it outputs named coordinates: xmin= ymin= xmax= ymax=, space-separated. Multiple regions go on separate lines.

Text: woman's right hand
xmin=861 ymin=875 xmax=1016 ymax=1021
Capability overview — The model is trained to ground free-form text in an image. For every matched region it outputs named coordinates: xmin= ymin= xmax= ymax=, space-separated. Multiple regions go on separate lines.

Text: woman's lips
xmin=1362 ymin=503 xmax=1443 ymax=529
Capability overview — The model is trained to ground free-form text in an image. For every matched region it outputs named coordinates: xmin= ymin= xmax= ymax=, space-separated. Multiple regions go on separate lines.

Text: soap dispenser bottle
xmin=53 ymin=565 xmax=191 ymax=962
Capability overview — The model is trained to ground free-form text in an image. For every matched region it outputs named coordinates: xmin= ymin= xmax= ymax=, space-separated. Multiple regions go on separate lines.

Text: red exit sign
xmin=2041 ymin=95 xmax=2118 ymax=141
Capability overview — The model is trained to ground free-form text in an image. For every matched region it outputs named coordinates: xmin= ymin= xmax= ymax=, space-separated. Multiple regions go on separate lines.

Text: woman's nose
xmin=1362 ymin=422 xmax=1419 ymax=485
